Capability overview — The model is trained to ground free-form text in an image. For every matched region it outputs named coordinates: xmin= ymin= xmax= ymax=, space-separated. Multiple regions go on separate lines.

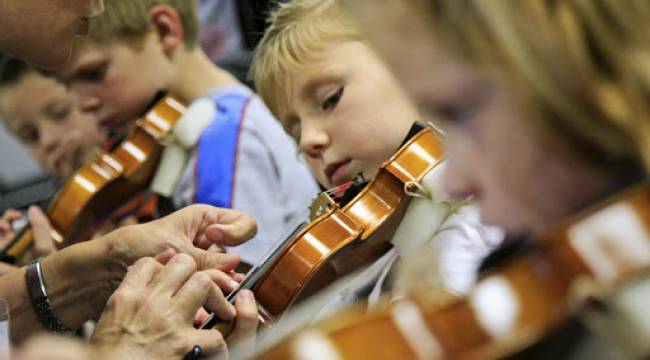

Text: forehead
xmin=55 ymin=40 xmax=109 ymax=81
xmin=357 ymin=4 xmax=466 ymax=105
xmin=280 ymin=42 xmax=379 ymax=103
xmin=2 ymin=73 xmax=67 ymax=125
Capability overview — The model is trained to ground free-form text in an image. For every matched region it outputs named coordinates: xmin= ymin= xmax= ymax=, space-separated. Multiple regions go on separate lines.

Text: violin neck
xmin=198 ymin=221 xmax=308 ymax=329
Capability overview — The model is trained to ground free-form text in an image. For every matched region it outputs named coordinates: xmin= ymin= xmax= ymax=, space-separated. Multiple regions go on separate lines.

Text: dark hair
xmin=0 ymin=55 xmax=33 ymax=88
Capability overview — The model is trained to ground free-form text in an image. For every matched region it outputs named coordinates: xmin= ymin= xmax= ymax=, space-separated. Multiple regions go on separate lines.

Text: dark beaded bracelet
xmin=25 ymin=257 xmax=75 ymax=334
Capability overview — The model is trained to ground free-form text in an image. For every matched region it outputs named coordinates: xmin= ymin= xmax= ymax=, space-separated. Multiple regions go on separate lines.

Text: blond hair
xmin=88 ymin=0 xmax=199 ymax=48
xmin=412 ymin=0 xmax=650 ymax=174
xmin=250 ymin=0 xmax=363 ymax=119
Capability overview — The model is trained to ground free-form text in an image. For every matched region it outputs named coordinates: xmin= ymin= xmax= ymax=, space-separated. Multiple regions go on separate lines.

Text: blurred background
xmin=0 ymin=0 xmax=276 ymax=212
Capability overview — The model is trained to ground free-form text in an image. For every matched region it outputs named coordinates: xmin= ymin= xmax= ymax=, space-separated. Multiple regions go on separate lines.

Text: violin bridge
xmin=309 ymin=192 xmax=336 ymax=221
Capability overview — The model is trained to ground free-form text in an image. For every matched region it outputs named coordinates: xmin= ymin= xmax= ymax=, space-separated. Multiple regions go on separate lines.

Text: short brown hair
xmin=88 ymin=0 xmax=199 ymax=48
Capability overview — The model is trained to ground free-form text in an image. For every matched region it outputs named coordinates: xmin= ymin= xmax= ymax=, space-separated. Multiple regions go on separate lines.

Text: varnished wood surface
xmin=251 ymin=128 xmax=444 ymax=323
xmin=254 ymin=183 xmax=650 ymax=359
xmin=3 ymin=95 xmax=187 ymax=256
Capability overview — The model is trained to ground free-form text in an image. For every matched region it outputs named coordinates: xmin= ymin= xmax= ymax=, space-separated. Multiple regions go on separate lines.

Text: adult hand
xmin=2 ymin=204 xmax=256 ymax=343
xmin=107 ymin=204 xmax=257 ymax=273
xmin=91 ymin=253 xmax=236 ymax=359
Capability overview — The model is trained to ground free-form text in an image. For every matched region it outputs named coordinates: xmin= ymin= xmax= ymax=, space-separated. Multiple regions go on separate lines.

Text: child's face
xmin=356 ymin=3 xmax=623 ymax=235
xmin=1 ymin=73 xmax=103 ymax=178
xmin=57 ymin=35 xmax=174 ymax=138
xmin=0 ymin=0 xmax=104 ymax=69
xmin=278 ymin=41 xmax=420 ymax=189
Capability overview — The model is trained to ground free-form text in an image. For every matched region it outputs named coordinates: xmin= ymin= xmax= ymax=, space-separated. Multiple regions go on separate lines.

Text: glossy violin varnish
xmin=199 ymin=126 xmax=446 ymax=339
xmin=0 ymin=95 xmax=188 ymax=258
xmin=252 ymin=127 xmax=445 ymax=318
xmin=253 ymin=183 xmax=650 ymax=360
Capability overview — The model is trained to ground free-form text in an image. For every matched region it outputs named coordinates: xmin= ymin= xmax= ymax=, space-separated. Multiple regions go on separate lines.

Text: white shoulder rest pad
xmin=149 ymin=97 xmax=216 ymax=196
xmin=390 ymin=163 xmax=452 ymax=257
xmin=149 ymin=143 xmax=188 ymax=197
xmin=172 ymin=98 xmax=216 ymax=148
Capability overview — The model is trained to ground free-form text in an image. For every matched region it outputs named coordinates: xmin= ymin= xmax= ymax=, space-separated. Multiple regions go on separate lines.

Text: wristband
xmin=25 ymin=257 xmax=75 ymax=334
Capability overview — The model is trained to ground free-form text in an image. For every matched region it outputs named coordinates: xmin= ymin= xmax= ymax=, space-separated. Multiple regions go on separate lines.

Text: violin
xmin=0 ymin=94 xmax=187 ymax=262
xmin=254 ymin=183 xmax=650 ymax=359
xmin=200 ymin=124 xmax=445 ymax=334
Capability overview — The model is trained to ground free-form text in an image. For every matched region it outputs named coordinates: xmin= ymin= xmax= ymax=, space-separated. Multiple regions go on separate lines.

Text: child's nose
xmin=443 ymin=160 xmax=479 ymax=201
xmin=79 ymin=94 xmax=101 ymax=113
xmin=299 ymin=126 xmax=330 ymax=158
xmin=40 ymin=126 xmax=61 ymax=152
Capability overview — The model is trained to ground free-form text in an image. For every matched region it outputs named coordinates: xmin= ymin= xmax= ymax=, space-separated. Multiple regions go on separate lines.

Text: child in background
xmin=0 ymin=57 xmax=104 ymax=179
xmin=0 ymin=57 xmax=103 ymax=273
xmin=250 ymin=0 xmax=501 ymax=325
xmin=56 ymin=0 xmax=319 ymax=268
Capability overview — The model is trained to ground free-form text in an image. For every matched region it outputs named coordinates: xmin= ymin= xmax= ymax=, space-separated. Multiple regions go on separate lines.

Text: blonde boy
xmin=250 ymin=0 xmax=501 ymax=323
xmin=57 ymin=0 xmax=319 ymax=267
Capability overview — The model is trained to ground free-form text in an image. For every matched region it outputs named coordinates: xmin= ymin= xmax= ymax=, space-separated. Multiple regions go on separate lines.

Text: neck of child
xmin=169 ymin=47 xmax=240 ymax=102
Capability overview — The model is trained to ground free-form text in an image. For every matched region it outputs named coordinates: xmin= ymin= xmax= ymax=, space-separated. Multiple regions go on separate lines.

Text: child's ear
xmin=148 ymin=4 xmax=184 ymax=57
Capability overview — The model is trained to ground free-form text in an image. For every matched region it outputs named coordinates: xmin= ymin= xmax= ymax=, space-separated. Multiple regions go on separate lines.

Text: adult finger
xmin=201 ymin=268 xmax=240 ymax=294
xmin=166 ymin=205 xmax=256 ymax=247
xmin=153 ymin=248 xmax=177 ymax=265
xmin=186 ymin=247 xmax=241 ymax=273
xmin=207 ymin=243 xmax=225 ymax=253
xmin=185 ymin=328 xmax=228 ymax=358
xmin=194 ymin=307 xmax=211 ymax=326
xmin=204 ymin=218 xmax=257 ymax=247
xmin=195 ymin=237 xmax=226 ymax=252
xmin=175 ymin=271 xmax=235 ymax=322
xmin=227 ymin=290 xmax=259 ymax=349
xmin=230 ymin=271 xmax=246 ymax=282
xmin=120 ymin=257 xmax=161 ymax=290
xmin=28 ymin=206 xmax=57 ymax=257
xmin=149 ymin=253 xmax=197 ymax=296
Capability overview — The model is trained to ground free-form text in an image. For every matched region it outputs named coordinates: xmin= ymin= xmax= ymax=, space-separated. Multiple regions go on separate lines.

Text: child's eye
xmin=322 ymin=87 xmax=344 ymax=111
xmin=19 ymin=126 xmax=39 ymax=144
xmin=78 ymin=62 xmax=108 ymax=82
xmin=50 ymin=103 xmax=72 ymax=122
xmin=436 ymin=103 xmax=473 ymax=123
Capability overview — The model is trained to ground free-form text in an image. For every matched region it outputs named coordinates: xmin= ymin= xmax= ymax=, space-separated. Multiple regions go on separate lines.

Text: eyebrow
xmin=299 ymin=74 xmax=342 ymax=103
xmin=43 ymin=98 xmax=67 ymax=115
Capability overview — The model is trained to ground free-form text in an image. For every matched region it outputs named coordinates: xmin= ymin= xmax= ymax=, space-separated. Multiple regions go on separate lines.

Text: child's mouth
xmin=324 ymin=159 xmax=352 ymax=185
xmin=99 ymin=115 xmax=126 ymax=131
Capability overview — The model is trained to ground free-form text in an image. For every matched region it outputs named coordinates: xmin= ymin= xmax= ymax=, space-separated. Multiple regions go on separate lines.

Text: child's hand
xmin=26 ymin=206 xmax=58 ymax=259
xmin=0 ymin=208 xmax=24 ymax=246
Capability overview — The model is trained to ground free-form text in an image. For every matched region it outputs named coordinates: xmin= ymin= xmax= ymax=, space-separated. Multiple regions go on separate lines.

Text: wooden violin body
xmin=256 ymin=183 xmax=650 ymax=359
xmin=202 ymin=126 xmax=445 ymax=331
xmin=0 ymin=95 xmax=187 ymax=260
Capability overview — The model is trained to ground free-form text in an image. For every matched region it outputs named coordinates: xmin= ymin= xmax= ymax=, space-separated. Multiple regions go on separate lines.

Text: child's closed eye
xmin=322 ymin=87 xmax=344 ymax=111
xmin=76 ymin=61 xmax=108 ymax=83
xmin=18 ymin=125 xmax=39 ymax=144
xmin=47 ymin=102 xmax=72 ymax=122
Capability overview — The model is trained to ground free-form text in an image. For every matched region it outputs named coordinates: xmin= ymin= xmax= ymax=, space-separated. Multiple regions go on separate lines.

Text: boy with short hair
xmin=250 ymin=0 xmax=501 ymax=323
xmin=57 ymin=0 xmax=319 ymax=267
